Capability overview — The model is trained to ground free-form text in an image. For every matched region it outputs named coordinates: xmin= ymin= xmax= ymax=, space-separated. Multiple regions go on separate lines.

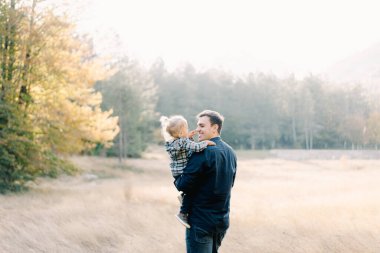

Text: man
xmin=174 ymin=110 xmax=237 ymax=253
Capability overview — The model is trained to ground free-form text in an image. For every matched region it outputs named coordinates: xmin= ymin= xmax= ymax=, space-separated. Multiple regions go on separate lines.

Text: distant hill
xmin=326 ymin=42 xmax=380 ymax=92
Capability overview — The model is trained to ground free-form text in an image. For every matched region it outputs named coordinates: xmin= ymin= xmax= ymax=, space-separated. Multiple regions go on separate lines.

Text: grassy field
xmin=1 ymin=147 xmax=380 ymax=252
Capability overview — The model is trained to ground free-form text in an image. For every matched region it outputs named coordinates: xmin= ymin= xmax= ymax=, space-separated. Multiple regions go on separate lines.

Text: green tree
xmin=365 ymin=112 xmax=380 ymax=149
xmin=0 ymin=101 xmax=39 ymax=192
xmin=0 ymin=0 xmax=42 ymax=192
xmin=96 ymin=58 xmax=157 ymax=159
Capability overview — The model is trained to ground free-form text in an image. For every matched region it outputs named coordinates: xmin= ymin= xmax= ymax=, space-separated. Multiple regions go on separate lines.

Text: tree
xmin=340 ymin=114 xmax=366 ymax=149
xmin=0 ymin=0 xmax=43 ymax=192
xmin=0 ymin=101 xmax=40 ymax=192
xmin=337 ymin=85 xmax=369 ymax=149
xmin=96 ymin=58 xmax=157 ymax=159
xmin=24 ymin=8 xmax=119 ymax=154
xmin=0 ymin=0 xmax=119 ymax=192
xmin=365 ymin=112 xmax=380 ymax=149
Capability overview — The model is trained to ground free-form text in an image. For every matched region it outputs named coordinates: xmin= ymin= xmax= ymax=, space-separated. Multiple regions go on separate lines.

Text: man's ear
xmin=211 ymin=124 xmax=219 ymax=134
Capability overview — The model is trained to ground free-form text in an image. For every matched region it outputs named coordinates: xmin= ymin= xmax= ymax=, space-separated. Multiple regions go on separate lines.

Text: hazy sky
xmin=78 ymin=0 xmax=380 ymax=77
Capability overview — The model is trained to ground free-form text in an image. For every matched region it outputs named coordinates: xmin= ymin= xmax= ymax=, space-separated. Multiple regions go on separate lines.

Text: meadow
xmin=1 ymin=147 xmax=380 ymax=253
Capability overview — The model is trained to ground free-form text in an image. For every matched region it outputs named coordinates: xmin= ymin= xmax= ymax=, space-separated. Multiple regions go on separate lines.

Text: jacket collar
xmin=210 ymin=136 xmax=221 ymax=142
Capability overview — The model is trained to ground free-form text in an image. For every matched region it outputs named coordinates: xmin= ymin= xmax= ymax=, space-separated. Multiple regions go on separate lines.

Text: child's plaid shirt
xmin=165 ymin=137 xmax=209 ymax=177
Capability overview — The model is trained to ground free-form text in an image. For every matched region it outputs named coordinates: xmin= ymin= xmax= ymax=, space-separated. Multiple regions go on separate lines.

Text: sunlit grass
xmin=1 ymin=148 xmax=380 ymax=252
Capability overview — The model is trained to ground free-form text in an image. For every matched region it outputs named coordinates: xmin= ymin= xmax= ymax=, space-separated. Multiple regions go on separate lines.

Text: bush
xmin=38 ymin=151 xmax=78 ymax=178
xmin=0 ymin=102 xmax=39 ymax=193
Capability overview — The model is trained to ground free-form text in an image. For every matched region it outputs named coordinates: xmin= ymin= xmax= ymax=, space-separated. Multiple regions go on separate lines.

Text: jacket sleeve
xmin=174 ymin=151 xmax=205 ymax=193
xmin=183 ymin=139 xmax=208 ymax=153
xmin=232 ymin=155 xmax=237 ymax=188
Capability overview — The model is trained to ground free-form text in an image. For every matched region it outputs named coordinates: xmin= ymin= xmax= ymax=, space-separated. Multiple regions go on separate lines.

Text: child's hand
xmin=206 ymin=140 xmax=216 ymax=146
xmin=188 ymin=130 xmax=197 ymax=138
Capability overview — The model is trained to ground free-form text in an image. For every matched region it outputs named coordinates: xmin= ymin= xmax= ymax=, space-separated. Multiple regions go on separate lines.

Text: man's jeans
xmin=186 ymin=226 xmax=226 ymax=253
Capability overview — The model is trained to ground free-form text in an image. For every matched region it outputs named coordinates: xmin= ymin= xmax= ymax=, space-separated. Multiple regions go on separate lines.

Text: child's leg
xmin=173 ymin=175 xmax=185 ymax=204
xmin=180 ymin=193 xmax=190 ymax=214
xmin=177 ymin=191 xmax=184 ymax=204
xmin=176 ymin=193 xmax=191 ymax=228
xmin=173 ymin=175 xmax=190 ymax=228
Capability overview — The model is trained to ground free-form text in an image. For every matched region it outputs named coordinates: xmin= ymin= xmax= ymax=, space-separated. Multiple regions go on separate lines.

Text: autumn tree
xmin=0 ymin=0 xmax=119 ymax=192
xmin=28 ymin=10 xmax=119 ymax=154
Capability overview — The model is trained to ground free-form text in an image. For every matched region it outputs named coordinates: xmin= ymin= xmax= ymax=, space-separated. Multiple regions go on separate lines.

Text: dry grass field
xmin=1 ymin=147 xmax=380 ymax=252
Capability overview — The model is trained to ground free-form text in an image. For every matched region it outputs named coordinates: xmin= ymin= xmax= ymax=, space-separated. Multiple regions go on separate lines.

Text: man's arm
xmin=174 ymin=151 xmax=205 ymax=193
xmin=232 ymin=155 xmax=237 ymax=188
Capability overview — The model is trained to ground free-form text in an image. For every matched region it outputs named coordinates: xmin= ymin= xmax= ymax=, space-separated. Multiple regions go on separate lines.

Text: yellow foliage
xmin=27 ymin=10 xmax=119 ymax=154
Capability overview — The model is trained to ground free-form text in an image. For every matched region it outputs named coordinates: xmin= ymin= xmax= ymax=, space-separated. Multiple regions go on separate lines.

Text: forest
xmin=1 ymin=0 xmax=380 ymax=192
xmin=99 ymin=57 xmax=380 ymax=157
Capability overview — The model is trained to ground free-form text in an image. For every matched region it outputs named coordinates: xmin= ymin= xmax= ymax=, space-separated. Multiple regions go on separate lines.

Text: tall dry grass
xmin=1 ymin=147 xmax=380 ymax=252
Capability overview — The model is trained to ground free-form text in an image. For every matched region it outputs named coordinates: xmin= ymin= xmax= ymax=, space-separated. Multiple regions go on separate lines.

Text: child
xmin=160 ymin=115 xmax=215 ymax=228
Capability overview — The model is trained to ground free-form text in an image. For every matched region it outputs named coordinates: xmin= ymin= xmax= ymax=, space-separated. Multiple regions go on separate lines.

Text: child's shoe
xmin=175 ymin=212 xmax=190 ymax=228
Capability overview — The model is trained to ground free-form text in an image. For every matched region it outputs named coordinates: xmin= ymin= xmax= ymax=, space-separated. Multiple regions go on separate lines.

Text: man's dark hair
xmin=197 ymin=110 xmax=224 ymax=134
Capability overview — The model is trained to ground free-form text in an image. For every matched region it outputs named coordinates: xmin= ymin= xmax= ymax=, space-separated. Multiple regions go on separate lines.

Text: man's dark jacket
xmin=174 ymin=136 xmax=237 ymax=232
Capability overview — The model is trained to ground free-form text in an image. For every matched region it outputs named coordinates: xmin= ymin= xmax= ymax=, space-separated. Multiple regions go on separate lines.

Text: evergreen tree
xmin=96 ymin=58 xmax=157 ymax=159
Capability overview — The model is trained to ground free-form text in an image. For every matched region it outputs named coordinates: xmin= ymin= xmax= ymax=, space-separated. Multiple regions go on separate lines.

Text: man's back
xmin=175 ymin=110 xmax=236 ymax=253
xmin=174 ymin=136 xmax=237 ymax=232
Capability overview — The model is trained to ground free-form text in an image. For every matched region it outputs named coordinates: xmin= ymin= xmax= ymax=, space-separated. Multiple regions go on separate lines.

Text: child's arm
xmin=183 ymin=138 xmax=215 ymax=152
xmin=187 ymin=130 xmax=197 ymax=139
xmin=205 ymin=140 xmax=216 ymax=146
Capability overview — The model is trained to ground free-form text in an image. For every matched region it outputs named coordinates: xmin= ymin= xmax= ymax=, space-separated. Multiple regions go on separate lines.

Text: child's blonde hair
xmin=160 ymin=115 xmax=188 ymax=141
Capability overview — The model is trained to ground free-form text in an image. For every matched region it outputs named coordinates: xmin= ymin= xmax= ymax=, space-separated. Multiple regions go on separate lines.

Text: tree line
xmin=97 ymin=58 xmax=380 ymax=159
xmin=151 ymin=61 xmax=380 ymax=150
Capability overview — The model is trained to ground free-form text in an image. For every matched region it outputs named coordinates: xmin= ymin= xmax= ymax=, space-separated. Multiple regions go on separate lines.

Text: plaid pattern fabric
xmin=165 ymin=137 xmax=209 ymax=177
